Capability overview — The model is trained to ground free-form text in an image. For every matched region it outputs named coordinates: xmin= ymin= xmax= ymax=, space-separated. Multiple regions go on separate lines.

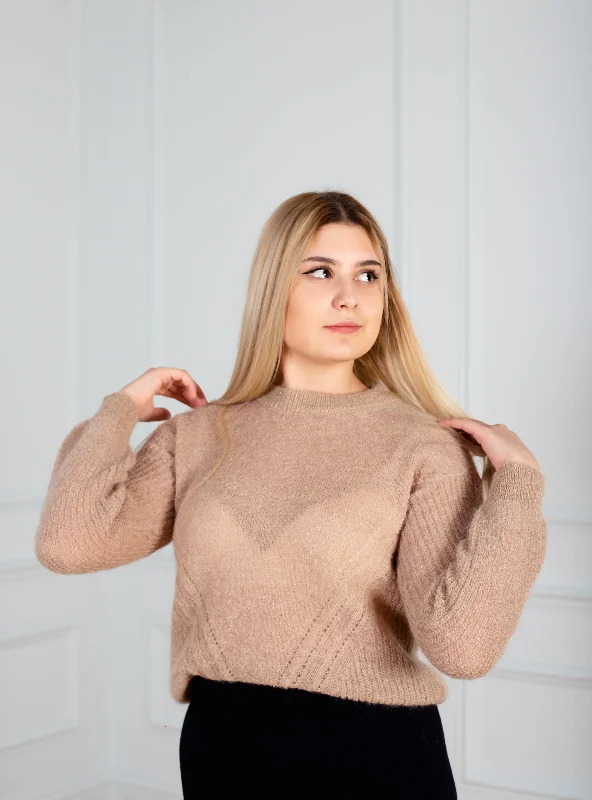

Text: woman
xmin=35 ymin=191 xmax=547 ymax=798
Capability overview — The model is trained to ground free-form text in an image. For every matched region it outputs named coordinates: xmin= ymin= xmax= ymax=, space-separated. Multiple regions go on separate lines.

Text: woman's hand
xmin=438 ymin=417 xmax=541 ymax=472
xmin=120 ymin=367 xmax=208 ymax=422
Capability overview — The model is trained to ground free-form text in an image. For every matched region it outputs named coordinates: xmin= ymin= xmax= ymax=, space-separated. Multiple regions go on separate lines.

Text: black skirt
xmin=179 ymin=675 xmax=457 ymax=798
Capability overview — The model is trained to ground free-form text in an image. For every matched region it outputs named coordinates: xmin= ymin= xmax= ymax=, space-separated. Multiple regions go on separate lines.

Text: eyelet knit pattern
xmin=35 ymin=384 xmax=547 ymax=706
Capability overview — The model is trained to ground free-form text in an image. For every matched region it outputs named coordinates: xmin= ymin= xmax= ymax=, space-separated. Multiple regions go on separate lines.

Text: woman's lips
xmin=325 ymin=324 xmax=361 ymax=334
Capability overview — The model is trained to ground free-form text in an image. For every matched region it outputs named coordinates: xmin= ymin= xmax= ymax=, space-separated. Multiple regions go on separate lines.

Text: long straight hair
xmin=192 ymin=190 xmax=494 ymax=496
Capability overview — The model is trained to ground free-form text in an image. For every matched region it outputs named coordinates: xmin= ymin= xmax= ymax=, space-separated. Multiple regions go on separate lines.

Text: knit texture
xmin=35 ymin=382 xmax=547 ymax=706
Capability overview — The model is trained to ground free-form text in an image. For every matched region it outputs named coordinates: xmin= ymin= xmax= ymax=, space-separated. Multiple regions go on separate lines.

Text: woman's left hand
xmin=438 ymin=417 xmax=541 ymax=472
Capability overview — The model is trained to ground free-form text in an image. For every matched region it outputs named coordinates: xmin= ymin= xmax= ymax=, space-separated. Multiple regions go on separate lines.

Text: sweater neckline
xmin=254 ymin=380 xmax=396 ymax=412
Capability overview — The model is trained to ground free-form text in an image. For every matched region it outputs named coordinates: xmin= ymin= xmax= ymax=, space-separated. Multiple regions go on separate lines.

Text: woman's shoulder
xmin=175 ymin=400 xmax=221 ymax=433
xmin=379 ymin=391 xmax=456 ymax=438
xmin=385 ymin=398 xmax=476 ymax=477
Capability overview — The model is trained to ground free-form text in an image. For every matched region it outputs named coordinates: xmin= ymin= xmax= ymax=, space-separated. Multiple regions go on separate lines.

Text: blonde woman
xmin=36 ymin=191 xmax=547 ymax=797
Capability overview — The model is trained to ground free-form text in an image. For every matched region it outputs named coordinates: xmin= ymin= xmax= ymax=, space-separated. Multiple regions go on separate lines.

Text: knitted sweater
xmin=35 ymin=382 xmax=547 ymax=707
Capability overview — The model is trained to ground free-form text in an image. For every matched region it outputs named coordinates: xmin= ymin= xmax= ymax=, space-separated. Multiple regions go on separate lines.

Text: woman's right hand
xmin=120 ymin=367 xmax=208 ymax=422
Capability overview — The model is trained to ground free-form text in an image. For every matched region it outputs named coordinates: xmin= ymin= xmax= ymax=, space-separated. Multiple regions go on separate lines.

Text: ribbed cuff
xmin=96 ymin=391 xmax=140 ymax=432
xmin=489 ymin=461 xmax=545 ymax=506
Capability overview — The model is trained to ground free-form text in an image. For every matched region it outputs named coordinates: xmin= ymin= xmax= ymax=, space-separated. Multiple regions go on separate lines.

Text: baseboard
xmin=112 ymin=778 xmax=180 ymax=800
xmin=21 ymin=775 xmax=114 ymax=800
xmin=23 ymin=777 xmax=179 ymax=800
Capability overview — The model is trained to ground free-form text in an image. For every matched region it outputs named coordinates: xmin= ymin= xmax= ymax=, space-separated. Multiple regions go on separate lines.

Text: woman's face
xmin=283 ymin=223 xmax=384 ymax=370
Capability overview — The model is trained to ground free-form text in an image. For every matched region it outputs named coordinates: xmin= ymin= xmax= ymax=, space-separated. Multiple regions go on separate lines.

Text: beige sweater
xmin=35 ymin=382 xmax=547 ymax=706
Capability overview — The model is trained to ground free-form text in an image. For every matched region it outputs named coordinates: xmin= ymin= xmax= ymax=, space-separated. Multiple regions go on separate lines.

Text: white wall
xmin=1 ymin=0 xmax=590 ymax=798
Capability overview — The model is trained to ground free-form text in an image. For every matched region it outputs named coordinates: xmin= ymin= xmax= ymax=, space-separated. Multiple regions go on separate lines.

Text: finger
xmin=168 ymin=370 xmax=207 ymax=405
xmin=163 ymin=383 xmax=206 ymax=409
xmin=148 ymin=407 xmax=171 ymax=422
xmin=161 ymin=374 xmax=193 ymax=404
xmin=438 ymin=417 xmax=490 ymax=432
xmin=161 ymin=388 xmax=197 ymax=408
xmin=438 ymin=417 xmax=492 ymax=446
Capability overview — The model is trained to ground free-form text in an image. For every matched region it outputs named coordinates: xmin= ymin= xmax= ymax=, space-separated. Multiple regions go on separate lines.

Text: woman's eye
xmin=359 ymin=270 xmax=380 ymax=282
xmin=304 ymin=268 xmax=379 ymax=282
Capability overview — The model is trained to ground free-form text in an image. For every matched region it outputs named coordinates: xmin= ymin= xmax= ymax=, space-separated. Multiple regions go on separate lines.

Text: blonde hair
xmin=195 ymin=190 xmax=492 ymax=494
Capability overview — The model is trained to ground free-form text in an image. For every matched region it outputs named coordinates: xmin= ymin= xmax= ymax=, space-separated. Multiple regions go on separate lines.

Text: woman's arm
xmin=35 ymin=392 xmax=177 ymax=573
xmin=395 ymin=439 xmax=547 ymax=680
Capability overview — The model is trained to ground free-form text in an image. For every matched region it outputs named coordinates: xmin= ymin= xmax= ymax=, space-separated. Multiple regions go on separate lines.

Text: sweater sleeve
xmin=394 ymin=431 xmax=547 ymax=680
xmin=35 ymin=392 xmax=177 ymax=574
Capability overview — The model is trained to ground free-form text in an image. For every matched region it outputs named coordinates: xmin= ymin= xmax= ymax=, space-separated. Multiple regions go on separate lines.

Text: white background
xmin=1 ymin=0 xmax=590 ymax=798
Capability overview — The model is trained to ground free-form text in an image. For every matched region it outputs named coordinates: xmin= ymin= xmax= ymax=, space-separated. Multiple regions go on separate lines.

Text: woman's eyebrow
xmin=301 ymin=256 xmax=382 ymax=268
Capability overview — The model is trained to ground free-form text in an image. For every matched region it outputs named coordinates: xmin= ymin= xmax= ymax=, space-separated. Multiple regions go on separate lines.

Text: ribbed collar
xmin=254 ymin=380 xmax=396 ymax=413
